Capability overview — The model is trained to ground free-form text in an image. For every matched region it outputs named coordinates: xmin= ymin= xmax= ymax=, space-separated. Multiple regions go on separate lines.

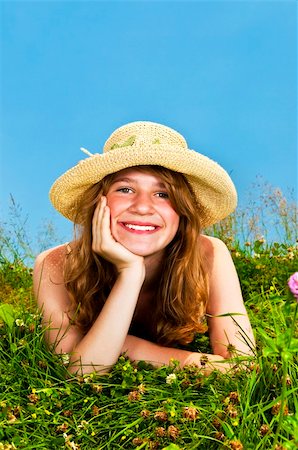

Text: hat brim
xmin=49 ymin=144 xmax=237 ymax=228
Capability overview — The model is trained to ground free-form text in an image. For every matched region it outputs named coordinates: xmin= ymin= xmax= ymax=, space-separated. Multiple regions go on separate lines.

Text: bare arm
xmin=204 ymin=236 xmax=255 ymax=358
xmin=34 ymin=197 xmax=146 ymax=373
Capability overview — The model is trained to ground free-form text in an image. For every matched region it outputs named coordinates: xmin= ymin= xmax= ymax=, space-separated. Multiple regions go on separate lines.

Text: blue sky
xmin=1 ymin=0 xmax=297 ymax=249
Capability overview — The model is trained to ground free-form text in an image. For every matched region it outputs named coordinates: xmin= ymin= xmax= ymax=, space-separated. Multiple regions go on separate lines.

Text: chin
xmin=120 ymin=241 xmax=159 ymax=257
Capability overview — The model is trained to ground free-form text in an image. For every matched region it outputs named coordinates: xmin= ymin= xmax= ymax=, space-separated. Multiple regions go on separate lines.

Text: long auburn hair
xmin=64 ymin=165 xmax=209 ymax=346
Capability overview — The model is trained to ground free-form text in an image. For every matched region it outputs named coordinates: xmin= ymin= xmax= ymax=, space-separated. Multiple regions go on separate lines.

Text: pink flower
xmin=288 ymin=272 xmax=298 ymax=300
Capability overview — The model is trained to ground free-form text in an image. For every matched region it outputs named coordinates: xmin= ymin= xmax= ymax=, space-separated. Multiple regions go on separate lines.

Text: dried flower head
xmin=155 ymin=427 xmax=166 ymax=437
xmin=212 ymin=417 xmax=221 ymax=430
xmin=229 ymin=391 xmax=239 ymax=403
xmin=132 ymin=437 xmax=143 ymax=446
xmin=226 ymin=405 xmax=238 ymax=418
xmin=128 ymin=391 xmax=141 ymax=402
xmin=230 ymin=440 xmax=243 ymax=450
xmin=154 ymin=411 xmax=168 ymax=422
xmin=56 ymin=423 xmax=68 ymax=433
xmin=27 ymin=393 xmax=39 ymax=404
xmin=62 ymin=410 xmax=73 ymax=417
xmin=7 ymin=413 xmax=17 ymax=423
xmin=271 ymin=401 xmax=289 ymax=416
xmin=214 ymin=431 xmax=225 ymax=441
xmin=91 ymin=383 xmax=103 ymax=394
xmin=183 ymin=406 xmax=199 ymax=420
xmin=200 ymin=355 xmax=209 ymax=366
xmin=167 ymin=425 xmax=180 ymax=440
xmin=259 ymin=424 xmax=270 ymax=435
xmin=91 ymin=405 xmax=100 ymax=416
xmin=140 ymin=409 xmax=150 ymax=419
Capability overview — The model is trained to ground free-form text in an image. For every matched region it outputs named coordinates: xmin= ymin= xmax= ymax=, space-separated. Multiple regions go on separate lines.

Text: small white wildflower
xmin=60 ymin=353 xmax=70 ymax=365
xmin=77 ymin=420 xmax=88 ymax=430
xmin=166 ymin=373 xmax=177 ymax=384
xmin=15 ymin=319 xmax=25 ymax=327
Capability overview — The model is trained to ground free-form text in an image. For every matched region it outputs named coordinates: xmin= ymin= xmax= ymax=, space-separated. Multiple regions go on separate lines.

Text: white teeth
xmin=124 ymin=223 xmax=156 ymax=231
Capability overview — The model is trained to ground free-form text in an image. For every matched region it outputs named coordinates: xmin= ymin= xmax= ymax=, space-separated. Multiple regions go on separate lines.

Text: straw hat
xmin=50 ymin=121 xmax=237 ymax=227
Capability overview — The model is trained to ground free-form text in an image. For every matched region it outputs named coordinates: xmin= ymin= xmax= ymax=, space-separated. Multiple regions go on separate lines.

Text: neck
xmin=142 ymin=251 xmax=165 ymax=292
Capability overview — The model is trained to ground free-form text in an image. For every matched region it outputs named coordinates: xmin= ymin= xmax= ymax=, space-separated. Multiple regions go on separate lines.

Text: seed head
xmin=226 ymin=405 xmax=238 ymax=418
xmin=214 ymin=431 xmax=225 ymax=441
xmin=271 ymin=401 xmax=289 ymax=416
xmin=167 ymin=425 xmax=180 ymax=440
xmin=183 ymin=406 xmax=199 ymax=420
xmin=132 ymin=437 xmax=143 ymax=446
xmin=91 ymin=383 xmax=103 ymax=394
xmin=230 ymin=440 xmax=243 ymax=450
xmin=154 ymin=411 xmax=168 ymax=422
xmin=155 ymin=427 xmax=166 ymax=437
xmin=229 ymin=391 xmax=239 ymax=403
xmin=128 ymin=390 xmax=141 ymax=401
xmin=140 ymin=409 xmax=150 ymax=419
xmin=259 ymin=424 xmax=270 ymax=435
xmin=56 ymin=423 xmax=68 ymax=433
xmin=91 ymin=405 xmax=100 ymax=416
xmin=212 ymin=418 xmax=221 ymax=429
xmin=27 ymin=393 xmax=39 ymax=404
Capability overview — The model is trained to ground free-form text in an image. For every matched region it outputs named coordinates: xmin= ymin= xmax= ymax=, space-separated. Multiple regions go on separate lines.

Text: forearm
xmin=122 ymin=334 xmax=231 ymax=375
xmin=69 ymin=267 xmax=144 ymax=373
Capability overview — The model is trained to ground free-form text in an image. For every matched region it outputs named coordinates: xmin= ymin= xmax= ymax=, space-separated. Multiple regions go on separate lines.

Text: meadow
xmin=0 ymin=181 xmax=297 ymax=450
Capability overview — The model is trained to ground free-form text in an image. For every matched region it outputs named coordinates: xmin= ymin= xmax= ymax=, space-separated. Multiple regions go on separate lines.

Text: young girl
xmin=33 ymin=121 xmax=255 ymax=375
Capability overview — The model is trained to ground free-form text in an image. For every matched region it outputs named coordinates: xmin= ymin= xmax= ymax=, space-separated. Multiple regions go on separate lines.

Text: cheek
xmin=168 ymin=211 xmax=180 ymax=234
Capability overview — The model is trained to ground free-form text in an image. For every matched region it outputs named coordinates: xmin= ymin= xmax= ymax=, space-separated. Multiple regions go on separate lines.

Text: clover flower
xmin=15 ymin=319 xmax=25 ymax=327
xmin=167 ymin=425 xmax=180 ymax=440
xmin=259 ymin=424 xmax=270 ymax=435
xmin=230 ymin=440 xmax=243 ymax=450
xmin=183 ymin=406 xmax=199 ymax=420
xmin=166 ymin=373 xmax=177 ymax=384
xmin=140 ymin=409 xmax=150 ymax=419
xmin=154 ymin=411 xmax=168 ymax=422
xmin=127 ymin=390 xmax=141 ymax=401
xmin=288 ymin=272 xmax=298 ymax=300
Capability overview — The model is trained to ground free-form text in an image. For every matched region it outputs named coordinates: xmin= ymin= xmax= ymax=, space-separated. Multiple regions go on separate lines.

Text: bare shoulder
xmin=33 ymin=243 xmax=70 ymax=284
xmin=199 ymin=235 xmax=230 ymax=259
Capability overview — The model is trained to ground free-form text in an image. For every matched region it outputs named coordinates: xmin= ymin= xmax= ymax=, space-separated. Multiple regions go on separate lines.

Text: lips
xmin=119 ymin=222 xmax=160 ymax=234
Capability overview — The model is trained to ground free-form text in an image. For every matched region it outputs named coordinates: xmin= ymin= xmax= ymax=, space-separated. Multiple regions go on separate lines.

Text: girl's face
xmin=106 ymin=168 xmax=180 ymax=258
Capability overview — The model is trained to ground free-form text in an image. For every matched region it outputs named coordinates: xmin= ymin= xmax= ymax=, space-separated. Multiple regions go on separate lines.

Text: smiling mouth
xmin=120 ymin=222 xmax=160 ymax=233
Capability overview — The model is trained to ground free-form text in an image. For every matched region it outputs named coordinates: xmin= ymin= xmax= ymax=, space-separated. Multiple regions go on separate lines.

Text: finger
xmin=100 ymin=204 xmax=113 ymax=242
xmin=92 ymin=197 xmax=106 ymax=248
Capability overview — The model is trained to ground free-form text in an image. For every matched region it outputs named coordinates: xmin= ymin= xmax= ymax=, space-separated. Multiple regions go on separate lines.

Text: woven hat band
xmin=103 ymin=121 xmax=188 ymax=153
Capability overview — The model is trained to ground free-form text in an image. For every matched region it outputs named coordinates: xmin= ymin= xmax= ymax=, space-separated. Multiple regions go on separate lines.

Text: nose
xmin=128 ymin=192 xmax=154 ymax=215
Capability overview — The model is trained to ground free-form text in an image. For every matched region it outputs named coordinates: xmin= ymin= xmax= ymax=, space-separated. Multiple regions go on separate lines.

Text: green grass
xmin=0 ymin=190 xmax=297 ymax=450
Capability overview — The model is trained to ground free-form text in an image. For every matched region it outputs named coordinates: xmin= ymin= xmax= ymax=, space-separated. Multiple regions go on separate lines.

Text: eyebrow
xmin=112 ymin=177 xmax=166 ymax=189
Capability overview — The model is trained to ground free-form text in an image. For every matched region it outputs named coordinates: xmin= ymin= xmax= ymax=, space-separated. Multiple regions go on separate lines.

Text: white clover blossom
xmin=60 ymin=353 xmax=70 ymax=365
xmin=15 ymin=319 xmax=25 ymax=327
xmin=166 ymin=373 xmax=177 ymax=384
